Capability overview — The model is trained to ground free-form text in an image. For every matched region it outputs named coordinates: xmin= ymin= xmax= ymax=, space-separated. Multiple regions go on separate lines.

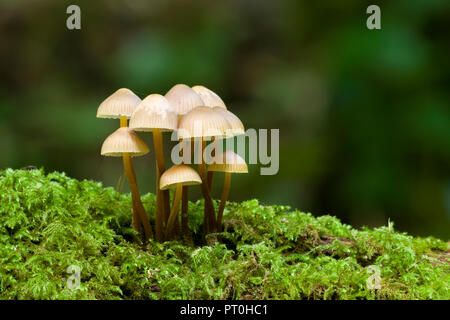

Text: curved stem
xmin=179 ymin=138 xmax=190 ymax=233
xmin=177 ymin=137 xmax=189 ymax=226
xmin=153 ymin=128 xmax=167 ymax=242
xmin=155 ymin=166 xmax=163 ymax=242
xmin=162 ymin=189 xmax=170 ymax=224
xmin=130 ymin=206 xmax=143 ymax=245
xmin=115 ymin=172 xmax=125 ymax=197
xmin=217 ymin=172 xmax=231 ymax=232
xmin=123 ymin=153 xmax=153 ymax=243
xmin=181 ymin=186 xmax=189 ymax=235
xmin=207 ymin=172 xmax=214 ymax=191
xmin=206 ymin=137 xmax=215 ymax=191
xmin=119 ymin=115 xmax=143 ymax=241
xmin=198 ymin=140 xmax=216 ymax=234
xmin=165 ymin=183 xmax=182 ymax=240
xmin=153 ymin=129 xmax=165 ymax=172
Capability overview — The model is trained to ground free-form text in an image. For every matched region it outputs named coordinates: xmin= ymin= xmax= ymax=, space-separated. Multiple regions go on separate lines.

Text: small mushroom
xmin=208 ymin=151 xmax=248 ymax=231
xmin=212 ymin=107 xmax=245 ymax=137
xmin=206 ymin=107 xmax=245 ymax=190
xmin=97 ymin=88 xmax=149 ymax=241
xmin=192 ymin=85 xmax=227 ymax=109
xmin=165 ymin=84 xmax=204 ymax=116
xmin=177 ymin=106 xmax=231 ymax=140
xmin=101 ymin=127 xmax=153 ymax=243
xmin=160 ymin=164 xmax=202 ymax=240
xmin=129 ymin=94 xmax=178 ymax=242
xmin=97 ymin=88 xmax=142 ymax=127
xmin=178 ymin=106 xmax=231 ymax=233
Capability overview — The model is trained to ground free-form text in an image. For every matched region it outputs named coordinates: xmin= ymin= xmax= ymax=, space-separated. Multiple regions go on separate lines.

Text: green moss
xmin=0 ymin=168 xmax=448 ymax=300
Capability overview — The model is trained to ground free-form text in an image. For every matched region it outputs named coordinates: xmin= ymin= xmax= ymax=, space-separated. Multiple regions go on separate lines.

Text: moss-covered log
xmin=0 ymin=169 xmax=448 ymax=300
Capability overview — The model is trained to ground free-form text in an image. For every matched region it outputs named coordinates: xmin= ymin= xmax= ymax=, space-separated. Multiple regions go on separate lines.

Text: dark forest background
xmin=0 ymin=0 xmax=449 ymax=238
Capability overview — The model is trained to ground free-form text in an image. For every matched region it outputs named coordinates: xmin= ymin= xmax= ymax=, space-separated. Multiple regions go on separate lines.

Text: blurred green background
xmin=0 ymin=0 xmax=449 ymax=239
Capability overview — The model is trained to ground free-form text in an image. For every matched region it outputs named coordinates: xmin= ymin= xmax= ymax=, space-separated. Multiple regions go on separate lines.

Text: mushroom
xmin=165 ymin=84 xmax=205 ymax=116
xmin=101 ymin=127 xmax=153 ymax=243
xmin=206 ymin=107 xmax=246 ymax=190
xmin=212 ymin=107 xmax=245 ymax=137
xmin=208 ymin=151 xmax=248 ymax=231
xmin=97 ymin=88 xmax=150 ymax=241
xmin=165 ymin=84 xmax=204 ymax=234
xmin=160 ymin=164 xmax=202 ymax=240
xmin=191 ymin=85 xmax=227 ymax=109
xmin=178 ymin=106 xmax=231 ymax=233
xmin=129 ymin=94 xmax=178 ymax=242
xmin=97 ymin=88 xmax=142 ymax=127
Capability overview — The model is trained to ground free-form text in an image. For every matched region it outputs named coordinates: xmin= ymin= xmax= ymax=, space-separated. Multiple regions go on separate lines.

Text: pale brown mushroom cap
xmin=165 ymin=84 xmax=205 ymax=115
xmin=160 ymin=164 xmax=202 ymax=190
xmin=177 ymin=106 xmax=231 ymax=140
xmin=208 ymin=150 xmax=248 ymax=173
xmin=97 ymin=88 xmax=142 ymax=119
xmin=101 ymin=127 xmax=149 ymax=157
xmin=129 ymin=94 xmax=178 ymax=132
xmin=192 ymin=85 xmax=227 ymax=109
xmin=212 ymin=107 xmax=245 ymax=137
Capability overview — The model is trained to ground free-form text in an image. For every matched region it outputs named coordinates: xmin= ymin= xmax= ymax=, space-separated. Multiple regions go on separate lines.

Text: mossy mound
xmin=0 ymin=168 xmax=448 ymax=300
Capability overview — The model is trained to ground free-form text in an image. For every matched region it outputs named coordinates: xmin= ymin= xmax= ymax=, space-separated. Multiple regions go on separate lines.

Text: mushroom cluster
xmin=97 ymin=85 xmax=247 ymax=244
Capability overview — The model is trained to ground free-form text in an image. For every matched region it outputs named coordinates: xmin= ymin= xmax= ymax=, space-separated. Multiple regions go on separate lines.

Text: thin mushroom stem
xmin=181 ymin=186 xmax=189 ymax=235
xmin=177 ymin=116 xmax=187 ymax=228
xmin=152 ymin=128 xmax=168 ymax=242
xmin=163 ymin=189 xmax=170 ymax=224
xmin=206 ymin=171 xmax=214 ymax=191
xmin=198 ymin=139 xmax=217 ymax=234
xmin=181 ymin=140 xmax=194 ymax=234
xmin=130 ymin=206 xmax=143 ymax=245
xmin=158 ymin=131 xmax=171 ymax=221
xmin=165 ymin=183 xmax=182 ymax=240
xmin=115 ymin=172 xmax=124 ymax=197
xmin=119 ymin=116 xmax=142 ymax=240
xmin=206 ymin=137 xmax=216 ymax=191
xmin=217 ymin=172 xmax=231 ymax=232
xmin=155 ymin=166 xmax=163 ymax=242
xmin=173 ymin=200 xmax=180 ymax=234
xmin=123 ymin=153 xmax=153 ymax=243
xmin=120 ymin=115 xmax=127 ymax=128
